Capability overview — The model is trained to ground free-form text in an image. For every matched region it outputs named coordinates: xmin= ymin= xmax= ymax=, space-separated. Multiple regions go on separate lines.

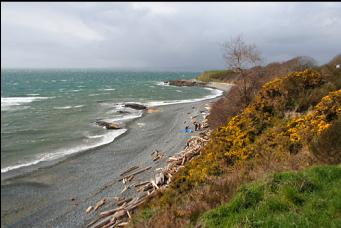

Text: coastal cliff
xmin=81 ymin=57 xmax=340 ymax=228
xmin=130 ymin=57 xmax=341 ymax=227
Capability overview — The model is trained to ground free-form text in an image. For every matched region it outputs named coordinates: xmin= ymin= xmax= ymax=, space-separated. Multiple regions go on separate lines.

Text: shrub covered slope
xmin=132 ymin=62 xmax=340 ymax=228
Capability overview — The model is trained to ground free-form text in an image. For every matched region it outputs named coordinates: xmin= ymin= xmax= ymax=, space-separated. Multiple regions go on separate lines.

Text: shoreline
xmin=1 ymin=83 xmax=232 ymax=227
xmin=1 ymin=82 xmax=230 ymax=179
xmin=85 ymin=106 xmax=215 ymax=227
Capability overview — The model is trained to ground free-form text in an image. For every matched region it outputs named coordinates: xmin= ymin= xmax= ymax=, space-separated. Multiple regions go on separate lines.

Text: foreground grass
xmin=201 ymin=165 xmax=341 ymax=228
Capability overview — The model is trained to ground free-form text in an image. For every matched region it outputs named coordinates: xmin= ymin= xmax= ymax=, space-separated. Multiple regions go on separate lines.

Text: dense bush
xmin=178 ymin=70 xmax=339 ymax=187
xmin=196 ymin=70 xmax=237 ymax=82
xmin=207 ymin=57 xmax=324 ymax=128
xmin=132 ymin=66 xmax=341 ymax=228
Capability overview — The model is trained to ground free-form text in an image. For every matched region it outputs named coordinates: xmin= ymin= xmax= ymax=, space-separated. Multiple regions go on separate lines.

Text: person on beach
xmin=185 ymin=139 xmax=190 ymax=149
xmin=197 ymin=122 xmax=201 ymax=131
xmin=194 ymin=122 xmax=198 ymax=131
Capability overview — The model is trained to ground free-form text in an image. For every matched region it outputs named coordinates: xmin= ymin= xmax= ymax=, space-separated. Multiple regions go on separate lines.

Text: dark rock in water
xmin=165 ymin=80 xmax=207 ymax=87
xmin=124 ymin=103 xmax=147 ymax=110
xmin=96 ymin=120 xmax=107 ymax=127
xmin=117 ymin=110 xmax=131 ymax=114
xmin=96 ymin=120 xmax=121 ymax=130
xmin=106 ymin=123 xmax=121 ymax=130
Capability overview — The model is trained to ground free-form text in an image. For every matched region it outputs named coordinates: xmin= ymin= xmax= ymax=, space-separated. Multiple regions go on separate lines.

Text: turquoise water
xmin=1 ymin=69 xmax=220 ymax=173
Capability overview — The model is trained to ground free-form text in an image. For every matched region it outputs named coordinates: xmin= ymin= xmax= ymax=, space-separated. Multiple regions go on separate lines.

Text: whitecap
xmin=99 ymin=88 xmax=116 ymax=91
xmin=1 ymin=129 xmax=127 ymax=173
xmin=105 ymin=111 xmax=143 ymax=122
xmin=1 ymin=96 xmax=52 ymax=111
xmin=155 ymin=81 xmax=169 ymax=86
xmin=86 ymin=134 xmax=104 ymax=139
xmin=53 ymin=106 xmax=72 ymax=110
xmin=145 ymin=88 xmax=224 ymax=107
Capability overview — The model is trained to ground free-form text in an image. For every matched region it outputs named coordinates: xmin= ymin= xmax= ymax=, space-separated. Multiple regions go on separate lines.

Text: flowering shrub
xmin=173 ymin=70 xmax=339 ymax=186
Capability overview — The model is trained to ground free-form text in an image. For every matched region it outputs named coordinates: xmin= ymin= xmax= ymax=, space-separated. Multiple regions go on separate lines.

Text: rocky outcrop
xmin=124 ymin=103 xmax=147 ymax=110
xmin=165 ymin=80 xmax=207 ymax=87
xmin=96 ymin=121 xmax=121 ymax=130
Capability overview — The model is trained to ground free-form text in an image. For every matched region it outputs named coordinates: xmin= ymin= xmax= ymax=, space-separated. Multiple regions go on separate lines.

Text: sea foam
xmin=146 ymin=87 xmax=223 ymax=107
xmin=1 ymin=96 xmax=52 ymax=111
xmin=1 ymin=129 xmax=127 ymax=173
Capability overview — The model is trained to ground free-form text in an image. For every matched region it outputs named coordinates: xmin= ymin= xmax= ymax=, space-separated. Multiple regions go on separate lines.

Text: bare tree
xmin=222 ymin=35 xmax=262 ymax=106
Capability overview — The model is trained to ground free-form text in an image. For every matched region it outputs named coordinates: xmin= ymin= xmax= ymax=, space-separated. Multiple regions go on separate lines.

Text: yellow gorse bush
xmin=173 ymin=70 xmax=340 ymax=187
xmin=287 ymin=89 xmax=341 ymax=143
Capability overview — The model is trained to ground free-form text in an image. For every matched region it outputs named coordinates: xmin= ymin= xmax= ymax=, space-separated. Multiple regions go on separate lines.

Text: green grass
xmin=196 ymin=70 xmax=237 ymax=82
xmin=201 ymin=165 xmax=341 ymax=228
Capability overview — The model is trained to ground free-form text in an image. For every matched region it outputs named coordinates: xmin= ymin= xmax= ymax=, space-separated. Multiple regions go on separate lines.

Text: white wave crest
xmin=1 ymin=129 xmax=127 ymax=173
xmin=1 ymin=96 xmax=52 ymax=111
xmin=53 ymin=105 xmax=84 ymax=110
xmin=145 ymin=88 xmax=223 ymax=107
xmin=53 ymin=106 xmax=72 ymax=110
xmin=155 ymin=81 xmax=170 ymax=86
xmin=99 ymin=88 xmax=116 ymax=91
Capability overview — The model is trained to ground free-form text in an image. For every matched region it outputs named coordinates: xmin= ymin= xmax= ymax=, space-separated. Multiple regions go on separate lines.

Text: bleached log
xmin=86 ymin=206 xmax=93 ymax=213
xmin=100 ymin=205 xmax=125 ymax=217
xmin=167 ymin=157 xmax=179 ymax=162
xmin=126 ymin=199 xmax=146 ymax=211
xmin=127 ymin=175 xmax=134 ymax=182
xmin=88 ymin=215 xmax=113 ymax=228
xmin=120 ymin=186 xmax=129 ymax=194
xmin=151 ymin=180 xmax=159 ymax=189
xmin=181 ymin=156 xmax=186 ymax=165
xmin=94 ymin=198 xmax=106 ymax=211
xmin=118 ymin=166 xmax=152 ymax=181
xmin=120 ymin=166 xmax=139 ymax=176
xmin=112 ymin=209 xmax=127 ymax=220
xmin=134 ymin=181 xmax=150 ymax=188
xmin=116 ymin=197 xmax=132 ymax=206
xmin=102 ymin=219 xmax=117 ymax=228
xmin=126 ymin=210 xmax=131 ymax=219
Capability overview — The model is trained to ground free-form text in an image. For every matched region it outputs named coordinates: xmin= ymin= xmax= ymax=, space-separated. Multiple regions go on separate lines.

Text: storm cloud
xmin=1 ymin=2 xmax=340 ymax=70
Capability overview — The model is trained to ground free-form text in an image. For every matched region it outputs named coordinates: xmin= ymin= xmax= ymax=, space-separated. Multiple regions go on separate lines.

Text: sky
xmin=1 ymin=2 xmax=341 ymax=71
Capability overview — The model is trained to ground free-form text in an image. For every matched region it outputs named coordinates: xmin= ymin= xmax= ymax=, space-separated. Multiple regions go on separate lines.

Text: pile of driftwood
xmin=86 ymin=119 xmax=211 ymax=228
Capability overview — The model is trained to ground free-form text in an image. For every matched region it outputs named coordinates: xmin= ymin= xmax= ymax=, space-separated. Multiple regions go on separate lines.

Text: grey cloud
xmin=1 ymin=2 xmax=341 ymax=70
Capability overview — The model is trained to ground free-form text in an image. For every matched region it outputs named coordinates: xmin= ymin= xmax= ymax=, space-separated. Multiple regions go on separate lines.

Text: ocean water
xmin=1 ymin=69 xmax=222 ymax=173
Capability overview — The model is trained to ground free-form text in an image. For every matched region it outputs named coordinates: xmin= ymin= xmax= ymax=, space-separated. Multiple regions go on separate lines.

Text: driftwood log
xmin=86 ymin=120 xmax=212 ymax=228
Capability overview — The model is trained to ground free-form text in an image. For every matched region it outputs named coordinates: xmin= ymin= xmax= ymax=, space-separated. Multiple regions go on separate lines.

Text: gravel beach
xmin=1 ymin=93 xmax=228 ymax=227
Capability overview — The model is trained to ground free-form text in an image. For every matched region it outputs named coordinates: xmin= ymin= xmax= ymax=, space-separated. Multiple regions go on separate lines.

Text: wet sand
xmin=1 ymin=96 xmax=224 ymax=227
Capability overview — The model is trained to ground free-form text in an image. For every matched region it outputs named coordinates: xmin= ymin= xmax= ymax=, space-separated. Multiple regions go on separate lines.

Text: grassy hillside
xmin=196 ymin=70 xmax=237 ymax=82
xmin=131 ymin=58 xmax=341 ymax=228
xmin=202 ymin=165 xmax=341 ymax=228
